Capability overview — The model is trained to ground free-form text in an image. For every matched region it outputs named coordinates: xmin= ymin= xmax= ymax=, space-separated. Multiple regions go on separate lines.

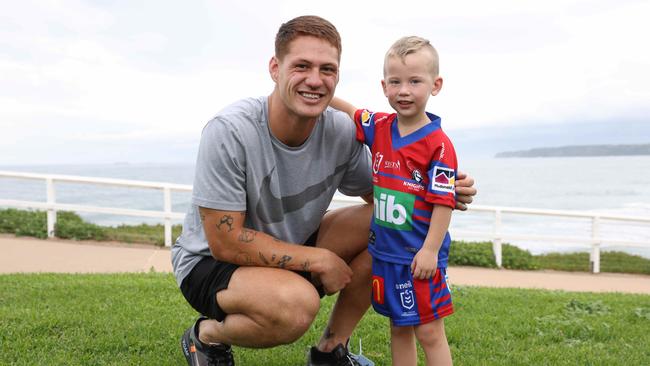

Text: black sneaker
xmin=306 ymin=343 xmax=367 ymax=366
xmin=181 ymin=317 xmax=234 ymax=366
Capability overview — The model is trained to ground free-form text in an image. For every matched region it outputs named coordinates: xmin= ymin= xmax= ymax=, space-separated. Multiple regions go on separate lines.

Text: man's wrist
xmin=309 ymin=247 xmax=332 ymax=274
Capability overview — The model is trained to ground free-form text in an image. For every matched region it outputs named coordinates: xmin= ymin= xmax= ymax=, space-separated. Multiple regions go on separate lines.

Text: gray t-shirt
xmin=171 ymin=96 xmax=373 ymax=286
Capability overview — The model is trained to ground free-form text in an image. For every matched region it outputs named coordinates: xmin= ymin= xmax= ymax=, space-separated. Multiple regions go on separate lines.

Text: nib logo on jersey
xmin=373 ymin=186 xmax=414 ymax=230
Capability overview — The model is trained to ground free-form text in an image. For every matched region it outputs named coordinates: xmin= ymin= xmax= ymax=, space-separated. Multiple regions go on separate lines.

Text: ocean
xmin=1 ymin=156 xmax=649 ymax=258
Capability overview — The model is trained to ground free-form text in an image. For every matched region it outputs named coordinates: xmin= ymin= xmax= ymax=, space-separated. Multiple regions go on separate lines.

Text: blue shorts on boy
xmin=372 ymin=259 xmax=453 ymax=326
xmin=352 ymin=108 xmax=458 ymax=326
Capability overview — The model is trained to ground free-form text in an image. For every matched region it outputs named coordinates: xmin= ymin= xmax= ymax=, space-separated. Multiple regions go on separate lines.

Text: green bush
xmin=449 ymin=241 xmax=497 ymax=268
xmin=1 ymin=208 xmax=647 ymax=274
xmin=450 ymin=241 xmax=538 ymax=270
xmin=55 ymin=211 xmax=107 ymax=241
xmin=103 ymin=223 xmax=182 ymax=246
xmin=502 ymin=243 xmax=539 ymax=270
xmin=0 ymin=208 xmax=182 ymax=246
xmin=536 ymin=251 xmax=650 ymax=275
xmin=0 ymin=208 xmax=48 ymax=238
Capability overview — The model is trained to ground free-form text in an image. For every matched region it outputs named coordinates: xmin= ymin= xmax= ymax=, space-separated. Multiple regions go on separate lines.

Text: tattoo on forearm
xmin=258 ymin=252 xmax=295 ymax=269
xmin=217 ymin=215 xmax=234 ymax=232
xmin=302 ymin=260 xmax=310 ymax=271
xmin=235 ymin=252 xmax=254 ymax=265
xmin=238 ymin=228 xmax=256 ymax=243
xmin=277 ymin=255 xmax=292 ymax=269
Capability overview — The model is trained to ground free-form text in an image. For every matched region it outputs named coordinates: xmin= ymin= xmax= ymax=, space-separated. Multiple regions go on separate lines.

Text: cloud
xmin=1 ymin=0 xmax=649 ymax=165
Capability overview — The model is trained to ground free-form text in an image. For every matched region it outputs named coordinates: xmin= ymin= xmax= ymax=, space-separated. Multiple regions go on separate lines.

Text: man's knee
xmin=261 ymin=280 xmax=320 ymax=345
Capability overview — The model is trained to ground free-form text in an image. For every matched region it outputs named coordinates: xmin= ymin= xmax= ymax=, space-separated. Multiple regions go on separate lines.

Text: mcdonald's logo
xmin=372 ymin=275 xmax=385 ymax=305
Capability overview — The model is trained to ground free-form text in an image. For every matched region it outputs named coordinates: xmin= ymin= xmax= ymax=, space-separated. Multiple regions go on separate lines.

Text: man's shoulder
xmin=217 ymin=96 xmax=267 ymax=120
xmin=203 ymin=96 xmax=267 ymax=132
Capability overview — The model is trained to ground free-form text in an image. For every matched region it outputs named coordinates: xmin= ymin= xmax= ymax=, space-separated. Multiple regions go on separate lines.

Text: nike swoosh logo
xmin=256 ymin=163 xmax=348 ymax=224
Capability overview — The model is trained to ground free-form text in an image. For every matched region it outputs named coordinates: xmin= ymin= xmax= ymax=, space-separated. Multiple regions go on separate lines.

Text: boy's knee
xmin=415 ymin=320 xmax=447 ymax=348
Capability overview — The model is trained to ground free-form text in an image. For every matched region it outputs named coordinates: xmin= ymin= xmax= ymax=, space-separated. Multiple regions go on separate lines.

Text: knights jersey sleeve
xmin=353 ymin=109 xmax=390 ymax=148
xmin=426 ymin=132 xmax=458 ymax=209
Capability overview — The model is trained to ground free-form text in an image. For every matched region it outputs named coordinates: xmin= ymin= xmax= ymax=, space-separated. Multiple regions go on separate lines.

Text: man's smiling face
xmin=270 ymin=35 xmax=340 ymax=120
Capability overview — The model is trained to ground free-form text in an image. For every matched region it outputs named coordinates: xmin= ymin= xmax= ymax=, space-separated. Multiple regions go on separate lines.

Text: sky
xmin=1 ymin=0 xmax=649 ymax=165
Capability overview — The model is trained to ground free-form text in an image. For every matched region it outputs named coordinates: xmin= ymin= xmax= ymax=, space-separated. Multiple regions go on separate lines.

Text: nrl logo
xmin=373 ymin=152 xmax=383 ymax=174
xmin=400 ymin=289 xmax=414 ymax=310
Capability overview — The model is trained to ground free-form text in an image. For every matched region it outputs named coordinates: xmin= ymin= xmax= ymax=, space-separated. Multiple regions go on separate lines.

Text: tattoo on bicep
xmin=277 ymin=255 xmax=292 ymax=269
xmin=238 ymin=228 xmax=256 ymax=243
xmin=217 ymin=215 xmax=234 ymax=232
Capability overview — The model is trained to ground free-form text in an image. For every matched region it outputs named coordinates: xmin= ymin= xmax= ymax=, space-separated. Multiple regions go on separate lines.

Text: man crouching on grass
xmin=171 ymin=15 xmax=477 ymax=366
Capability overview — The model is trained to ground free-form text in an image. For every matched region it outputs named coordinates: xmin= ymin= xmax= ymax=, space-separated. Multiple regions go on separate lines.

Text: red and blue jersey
xmin=353 ymin=109 xmax=457 ymax=268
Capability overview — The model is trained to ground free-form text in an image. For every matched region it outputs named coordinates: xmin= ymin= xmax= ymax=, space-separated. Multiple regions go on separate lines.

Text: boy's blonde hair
xmin=384 ymin=36 xmax=439 ymax=78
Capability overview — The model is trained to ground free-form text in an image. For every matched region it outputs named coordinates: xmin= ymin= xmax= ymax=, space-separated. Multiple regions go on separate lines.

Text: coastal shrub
xmin=1 ymin=208 xmax=646 ymax=274
xmin=536 ymin=251 xmax=650 ymax=275
xmin=0 ymin=208 xmax=47 ymax=238
xmin=502 ymin=243 xmax=539 ymax=270
xmin=449 ymin=241 xmax=498 ymax=268
xmin=55 ymin=211 xmax=107 ymax=241
xmin=450 ymin=241 xmax=538 ymax=270
xmin=102 ymin=223 xmax=182 ymax=246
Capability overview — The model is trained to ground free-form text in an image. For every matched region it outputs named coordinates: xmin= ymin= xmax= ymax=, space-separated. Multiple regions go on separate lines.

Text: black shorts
xmin=179 ymin=231 xmax=324 ymax=321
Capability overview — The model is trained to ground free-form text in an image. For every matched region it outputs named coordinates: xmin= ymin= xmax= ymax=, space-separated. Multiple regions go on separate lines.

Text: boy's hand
xmin=411 ymin=249 xmax=438 ymax=280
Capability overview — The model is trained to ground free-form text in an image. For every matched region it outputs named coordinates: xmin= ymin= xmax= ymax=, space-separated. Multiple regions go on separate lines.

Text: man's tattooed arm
xmin=216 ymin=214 xmax=234 ymax=232
xmin=200 ymin=208 xmax=319 ymax=272
xmin=238 ymin=228 xmax=256 ymax=243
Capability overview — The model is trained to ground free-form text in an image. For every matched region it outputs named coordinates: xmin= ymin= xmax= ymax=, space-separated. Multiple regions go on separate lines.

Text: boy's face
xmin=382 ymin=50 xmax=442 ymax=122
xmin=269 ymin=36 xmax=340 ymax=120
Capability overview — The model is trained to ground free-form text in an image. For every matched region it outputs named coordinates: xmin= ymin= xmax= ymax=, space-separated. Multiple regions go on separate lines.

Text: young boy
xmin=330 ymin=36 xmax=457 ymax=366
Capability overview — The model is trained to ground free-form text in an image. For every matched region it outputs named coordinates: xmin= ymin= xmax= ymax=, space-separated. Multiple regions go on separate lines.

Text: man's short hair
xmin=275 ymin=15 xmax=342 ymax=61
xmin=384 ymin=36 xmax=439 ymax=78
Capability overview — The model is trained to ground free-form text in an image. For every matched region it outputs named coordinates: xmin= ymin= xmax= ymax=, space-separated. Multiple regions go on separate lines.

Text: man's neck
xmin=267 ymin=92 xmax=318 ymax=147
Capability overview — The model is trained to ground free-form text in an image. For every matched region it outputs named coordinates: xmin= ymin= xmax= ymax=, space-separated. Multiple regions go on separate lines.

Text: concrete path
xmin=2 ymin=235 xmax=649 ymax=295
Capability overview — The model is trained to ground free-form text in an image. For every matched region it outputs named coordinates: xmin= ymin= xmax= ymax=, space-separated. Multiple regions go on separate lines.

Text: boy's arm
xmin=411 ymin=205 xmax=453 ymax=279
xmin=330 ymin=96 xmax=357 ymax=120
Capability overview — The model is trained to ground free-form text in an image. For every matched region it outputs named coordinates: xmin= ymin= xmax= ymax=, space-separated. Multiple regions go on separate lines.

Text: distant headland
xmin=495 ymin=143 xmax=650 ymax=158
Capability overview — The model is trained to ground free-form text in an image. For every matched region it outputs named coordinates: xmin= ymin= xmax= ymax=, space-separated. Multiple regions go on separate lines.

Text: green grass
xmin=1 ymin=274 xmax=649 ymax=365
xmin=2 ymin=208 xmax=650 ymax=274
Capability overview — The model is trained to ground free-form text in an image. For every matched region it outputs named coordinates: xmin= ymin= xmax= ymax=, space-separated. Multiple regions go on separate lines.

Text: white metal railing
xmin=305 ymin=196 xmax=650 ymax=274
xmin=0 ymin=170 xmax=191 ymax=246
xmin=2 ymin=171 xmax=650 ymax=273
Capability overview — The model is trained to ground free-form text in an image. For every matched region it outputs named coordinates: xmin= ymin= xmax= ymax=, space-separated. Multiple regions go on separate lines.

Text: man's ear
xmin=269 ymin=56 xmax=279 ymax=82
xmin=431 ymin=76 xmax=443 ymax=96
